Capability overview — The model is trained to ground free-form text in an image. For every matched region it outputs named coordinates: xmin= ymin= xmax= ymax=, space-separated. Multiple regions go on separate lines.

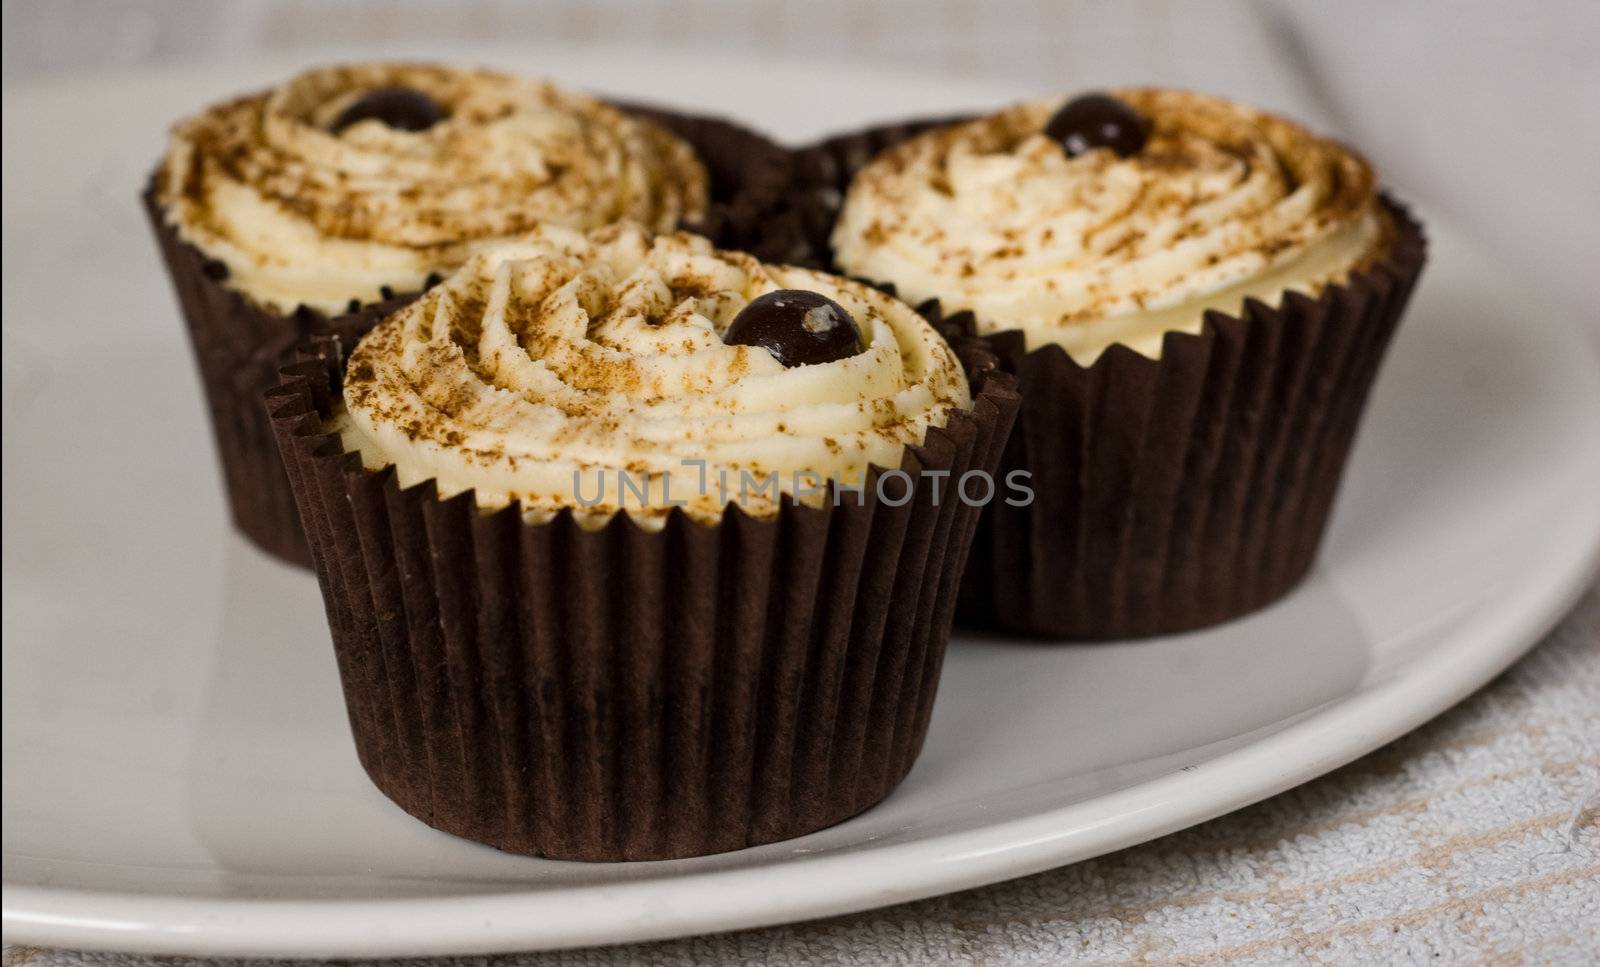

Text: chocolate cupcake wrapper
xmin=143 ymin=185 xmax=411 ymax=566
xmin=146 ymin=106 xmax=795 ymax=568
xmin=265 ymin=338 xmax=1018 ymax=860
xmin=610 ymin=100 xmax=794 ymax=261
xmin=784 ymin=119 xmax=1428 ymax=637
xmin=767 ymin=115 xmax=973 ymax=269
xmin=955 ymin=201 xmax=1425 ymax=637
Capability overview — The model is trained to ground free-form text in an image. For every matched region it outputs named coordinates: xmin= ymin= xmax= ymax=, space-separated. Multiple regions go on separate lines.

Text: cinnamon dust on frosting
xmin=156 ymin=63 xmax=708 ymax=315
xmin=336 ymin=224 xmax=971 ymax=526
xmin=832 ymin=88 xmax=1390 ymax=361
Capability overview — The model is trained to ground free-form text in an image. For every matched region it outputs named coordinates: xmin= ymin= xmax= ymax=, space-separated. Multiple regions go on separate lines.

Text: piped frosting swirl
xmin=157 ymin=63 xmax=708 ymax=315
xmin=337 ymin=223 xmax=971 ymax=526
xmin=832 ymin=88 xmax=1389 ymax=361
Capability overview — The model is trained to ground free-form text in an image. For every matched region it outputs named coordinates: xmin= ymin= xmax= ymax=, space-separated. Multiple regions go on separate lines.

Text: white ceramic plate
xmin=4 ymin=47 xmax=1599 ymax=959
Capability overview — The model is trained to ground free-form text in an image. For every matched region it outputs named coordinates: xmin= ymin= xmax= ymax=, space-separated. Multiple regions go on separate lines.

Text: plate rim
xmin=6 ymin=535 xmax=1596 ymax=957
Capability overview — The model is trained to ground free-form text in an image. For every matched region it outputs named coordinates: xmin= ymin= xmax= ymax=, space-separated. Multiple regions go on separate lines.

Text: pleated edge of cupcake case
xmin=261 ymin=333 xmax=1022 ymax=546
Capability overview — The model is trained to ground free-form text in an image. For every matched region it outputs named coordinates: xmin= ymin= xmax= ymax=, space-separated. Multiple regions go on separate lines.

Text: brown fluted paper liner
xmin=610 ymin=101 xmax=794 ymax=262
xmin=786 ymin=120 xmax=1428 ymax=637
xmin=764 ymin=115 xmax=971 ymax=269
xmin=265 ymin=337 xmax=1018 ymax=860
xmin=143 ymin=183 xmax=413 ymax=566
xmin=952 ymin=203 xmax=1423 ymax=637
xmin=146 ymin=106 xmax=794 ymax=568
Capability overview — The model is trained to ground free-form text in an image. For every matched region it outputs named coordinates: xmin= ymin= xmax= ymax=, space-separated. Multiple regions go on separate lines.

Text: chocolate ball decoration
xmin=332 ymin=86 xmax=446 ymax=134
xmin=1044 ymin=93 xmax=1148 ymax=159
xmin=724 ymin=290 xmax=865 ymax=368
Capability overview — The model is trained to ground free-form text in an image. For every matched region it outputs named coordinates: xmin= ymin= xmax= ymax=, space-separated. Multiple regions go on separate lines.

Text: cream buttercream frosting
xmin=832 ymin=88 xmax=1389 ymax=361
xmin=336 ymin=223 xmax=972 ymax=526
xmin=157 ymin=63 xmax=708 ymax=315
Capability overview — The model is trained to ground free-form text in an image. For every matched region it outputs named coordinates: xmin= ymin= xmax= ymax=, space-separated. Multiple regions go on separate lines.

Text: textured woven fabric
xmin=8 ymin=590 xmax=1595 ymax=965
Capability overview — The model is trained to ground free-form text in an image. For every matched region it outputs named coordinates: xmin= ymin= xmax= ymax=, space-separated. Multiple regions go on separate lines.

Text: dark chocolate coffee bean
xmin=331 ymin=86 xmax=445 ymax=134
xmin=1044 ymin=93 xmax=1148 ymax=158
xmin=724 ymin=289 xmax=864 ymax=367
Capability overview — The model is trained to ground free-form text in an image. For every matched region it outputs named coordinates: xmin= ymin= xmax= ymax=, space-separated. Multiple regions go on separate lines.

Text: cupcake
xmin=266 ymin=223 xmax=1019 ymax=859
xmin=815 ymin=89 xmax=1426 ymax=637
xmin=146 ymin=62 xmax=790 ymax=566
